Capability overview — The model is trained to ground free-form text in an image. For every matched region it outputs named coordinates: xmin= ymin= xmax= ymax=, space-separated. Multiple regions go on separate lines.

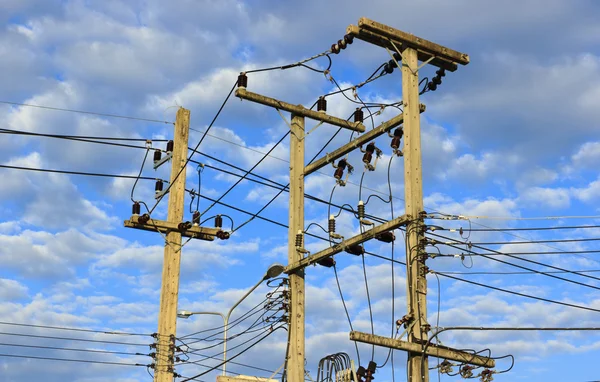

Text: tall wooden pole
xmin=288 ymin=113 xmax=305 ymax=382
xmin=155 ymin=107 xmax=190 ymax=382
xmin=402 ymin=48 xmax=429 ymax=382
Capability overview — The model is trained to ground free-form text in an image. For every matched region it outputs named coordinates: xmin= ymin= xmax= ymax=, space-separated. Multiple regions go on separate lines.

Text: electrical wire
xmin=439 ymin=224 xmax=600 ymax=232
xmin=0 ymin=331 xmax=150 ymax=346
xmin=0 ymin=353 xmax=148 ymax=366
xmin=0 ymin=164 xmax=160 ymax=180
xmin=0 ymin=342 xmax=149 ymax=357
xmin=428 ymin=231 xmax=600 ymax=285
xmin=179 ymin=327 xmax=283 ymax=382
xmin=0 ymin=100 xmax=173 ymax=124
xmin=0 ymin=321 xmax=152 ymax=336
xmin=433 ymin=272 xmax=600 ymax=313
xmin=201 ymin=131 xmax=290 ymax=217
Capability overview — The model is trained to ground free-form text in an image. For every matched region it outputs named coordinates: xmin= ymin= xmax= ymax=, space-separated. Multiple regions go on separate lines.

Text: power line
xmin=465 ymin=237 xmax=600 ymax=245
xmin=0 ymin=352 xmax=147 ymax=367
xmin=433 ymin=272 xmax=600 ymax=313
xmin=439 ymin=269 xmax=600 ymax=275
xmin=0 ymin=342 xmax=149 ymax=357
xmin=0 ymin=321 xmax=152 ymax=336
xmin=440 ymin=225 xmax=600 ymax=232
xmin=0 ymin=331 xmax=150 ymax=347
xmin=0 ymin=100 xmax=172 ymax=124
xmin=0 ymin=164 xmax=159 ymax=181
xmin=428 ymin=231 xmax=600 ymax=285
xmin=0 ymin=128 xmax=165 ymax=151
xmin=447 ymin=214 xmax=600 ymax=221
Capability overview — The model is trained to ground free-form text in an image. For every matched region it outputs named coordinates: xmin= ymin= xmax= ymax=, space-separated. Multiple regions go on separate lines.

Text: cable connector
xmin=480 ymin=369 xmax=495 ymax=382
xmin=460 ymin=365 xmax=475 ymax=378
xmin=360 ymin=142 xmax=382 ymax=171
xmin=333 ymin=159 xmax=353 ymax=186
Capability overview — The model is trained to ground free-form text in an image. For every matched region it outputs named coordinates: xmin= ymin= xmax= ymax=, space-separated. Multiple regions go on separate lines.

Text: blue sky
xmin=1 ymin=1 xmax=600 ymax=381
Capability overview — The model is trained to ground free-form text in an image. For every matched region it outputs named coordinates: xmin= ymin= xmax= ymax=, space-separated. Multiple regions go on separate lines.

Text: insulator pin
xmin=153 ymin=150 xmax=161 ymax=163
xmin=358 ymin=200 xmax=365 ymax=219
xmin=295 ymin=231 xmax=303 ymax=248
xmin=237 ymin=72 xmax=248 ymax=88
xmin=328 ymin=215 xmax=336 ymax=233
xmin=354 ymin=108 xmax=364 ymax=123
xmin=132 ymin=201 xmax=141 ymax=216
xmin=155 ymin=180 xmax=163 ymax=193
xmin=138 ymin=213 xmax=150 ymax=224
xmin=166 ymin=140 xmax=174 ymax=153
xmin=345 ymin=244 xmax=365 ymax=256
xmin=215 ymin=215 xmax=223 ymax=228
xmin=192 ymin=211 xmax=200 ymax=226
xmin=178 ymin=221 xmax=192 ymax=231
xmin=317 ymin=96 xmax=327 ymax=112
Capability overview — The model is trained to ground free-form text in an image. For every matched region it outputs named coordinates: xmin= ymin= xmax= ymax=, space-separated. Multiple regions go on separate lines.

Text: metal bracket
xmin=387 ymin=39 xmax=436 ymax=75
xmin=154 ymin=152 xmax=172 ymax=170
xmin=276 ymin=108 xmax=323 ymax=141
xmin=155 ymin=189 xmax=169 ymax=200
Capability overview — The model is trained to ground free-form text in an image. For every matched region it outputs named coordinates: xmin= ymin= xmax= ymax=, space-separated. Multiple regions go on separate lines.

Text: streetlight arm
xmin=185 ymin=311 xmax=226 ymax=321
xmin=226 ymin=275 xmax=266 ymax=320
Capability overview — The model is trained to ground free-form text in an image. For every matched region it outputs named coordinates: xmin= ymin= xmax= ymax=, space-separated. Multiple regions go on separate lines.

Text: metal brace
xmin=387 ymin=39 xmax=436 ymax=75
xmin=276 ymin=108 xmax=323 ymax=141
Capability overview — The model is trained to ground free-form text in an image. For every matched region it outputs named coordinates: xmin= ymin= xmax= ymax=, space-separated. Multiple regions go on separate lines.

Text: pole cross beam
xmin=350 ymin=331 xmax=495 ymax=368
xmin=124 ymin=215 xmax=220 ymax=241
xmin=235 ymin=88 xmax=365 ymax=133
xmin=304 ymin=104 xmax=426 ymax=176
xmin=284 ymin=214 xmax=411 ymax=274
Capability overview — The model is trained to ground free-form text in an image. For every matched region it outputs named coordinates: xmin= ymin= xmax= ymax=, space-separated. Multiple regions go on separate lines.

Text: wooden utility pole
xmin=402 ymin=46 xmax=429 ymax=382
xmin=288 ymin=113 xmax=305 ymax=382
xmin=154 ymin=107 xmax=190 ymax=382
xmin=235 ymin=81 xmax=364 ymax=382
xmin=125 ymin=107 xmax=222 ymax=381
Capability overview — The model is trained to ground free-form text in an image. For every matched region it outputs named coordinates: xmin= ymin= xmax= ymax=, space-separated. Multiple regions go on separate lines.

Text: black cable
xmin=440 ymin=269 xmax=600 ymax=275
xmin=440 ymin=224 xmax=600 ymax=232
xmin=466 ymin=237 xmax=600 ymax=245
xmin=0 ymin=100 xmax=172 ymax=124
xmin=179 ymin=327 xmax=282 ymax=382
xmin=361 ymin=252 xmax=375 ymax=362
xmin=0 ymin=331 xmax=150 ymax=346
xmin=0 ymin=128 xmax=166 ymax=150
xmin=131 ymin=148 xmax=150 ymax=203
xmin=0 ymin=353 xmax=147 ymax=366
xmin=201 ymin=131 xmax=290 ymax=217
xmin=333 ymin=264 xmax=361 ymax=367
xmin=180 ymin=297 xmax=269 ymax=340
xmin=0 ymin=321 xmax=151 ymax=336
xmin=429 ymin=232 xmax=600 ymax=285
xmin=232 ymin=123 xmax=348 ymax=234
xmin=0 ymin=342 xmax=149 ymax=357
xmin=151 ymin=79 xmax=237 ymax=215
xmin=245 ymin=50 xmax=332 ymax=74
xmin=434 ymin=272 xmax=600 ymax=313
xmin=0 ymin=164 xmax=160 ymax=180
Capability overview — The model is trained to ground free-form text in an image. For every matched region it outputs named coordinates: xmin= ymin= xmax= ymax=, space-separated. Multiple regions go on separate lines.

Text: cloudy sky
xmin=1 ymin=1 xmax=600 ymax=381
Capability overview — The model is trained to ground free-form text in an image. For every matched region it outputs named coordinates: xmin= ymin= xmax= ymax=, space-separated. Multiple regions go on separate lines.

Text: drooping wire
xmin=131 ymin=148 xmax=151 ymax=203
xmin=0 ymin=321 xmax=152 ymax=336
xmin=0 ymin=353 xmax=148 ymax=367
xmin=150 ymin=79 xmax=238 ymax=216
xmin=190 ymin=164 xmax=204 ymax=213
xmin=179 ymin=327 xmax=283 ymax=382
xmin=0 ymin=100 xmax=173 ymax=124
xmin=201 ymin=131 xmax=290 ymax=217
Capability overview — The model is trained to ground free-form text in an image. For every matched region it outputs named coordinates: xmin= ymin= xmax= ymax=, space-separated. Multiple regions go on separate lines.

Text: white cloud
xmin=519 ymin=187 xmax=571 ymax=209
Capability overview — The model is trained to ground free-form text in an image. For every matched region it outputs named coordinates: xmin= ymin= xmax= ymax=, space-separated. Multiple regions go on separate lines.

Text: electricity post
xmin=234 ymin=80 xmax=366 ymax=382
xmin=288 ymin=113 xmax=305 ymax=382
xmin=124 ymin=107 xmax=222 ymax=381
xmin=230 ymin=17 xmax=490 ymax=382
